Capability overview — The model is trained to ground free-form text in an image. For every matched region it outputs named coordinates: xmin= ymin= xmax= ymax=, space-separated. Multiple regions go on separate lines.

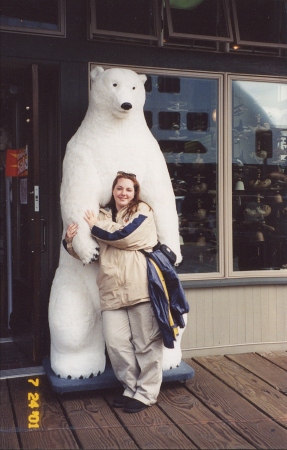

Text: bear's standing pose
xmin=49 ymin=66 xmax=185 ymax=379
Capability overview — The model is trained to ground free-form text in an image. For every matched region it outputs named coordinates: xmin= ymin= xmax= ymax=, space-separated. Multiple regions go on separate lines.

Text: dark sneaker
xmin=112 ymin=394 xmax=130 ymax=408
xmin=124 ymin=398 xmax=148 ymax=413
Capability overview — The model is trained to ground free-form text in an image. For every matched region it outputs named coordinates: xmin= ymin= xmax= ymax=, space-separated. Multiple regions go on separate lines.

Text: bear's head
xmin=89 ymin=66 xmax=147 ymax=120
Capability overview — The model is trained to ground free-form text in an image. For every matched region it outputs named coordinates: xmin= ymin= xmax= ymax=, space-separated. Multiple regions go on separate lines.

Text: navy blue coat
xmin=144 ymin=250 xmax=189 ymax=349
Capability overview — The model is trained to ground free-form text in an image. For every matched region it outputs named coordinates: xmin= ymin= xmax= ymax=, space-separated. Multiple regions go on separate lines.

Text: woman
xmin=64 ymin=171 xmax=163 ymax=413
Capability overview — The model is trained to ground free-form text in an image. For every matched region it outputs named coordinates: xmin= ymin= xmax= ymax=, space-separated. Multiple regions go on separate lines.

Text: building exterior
xmin=1 ymin=0 xmax=286 ymax=363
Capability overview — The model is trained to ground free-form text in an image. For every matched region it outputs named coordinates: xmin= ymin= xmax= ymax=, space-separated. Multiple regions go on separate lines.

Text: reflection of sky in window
xmin=0 ymin=17 xmax=58 ymax=29
xmin=237 ymin=81 xmax=287 ymax=128
xmin=144 ymin=74 xmax=218 ymax=162
xmin=145 ymin=75 xmax=217 ymax=138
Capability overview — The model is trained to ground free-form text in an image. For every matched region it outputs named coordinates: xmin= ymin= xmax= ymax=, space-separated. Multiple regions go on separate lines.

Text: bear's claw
xmin=56 ymin=372 xmax=103 ymax=380
xmin=87 ymin=248 xmax=100 ymax=264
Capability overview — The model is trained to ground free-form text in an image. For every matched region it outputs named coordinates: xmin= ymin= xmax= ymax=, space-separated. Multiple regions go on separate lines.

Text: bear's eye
xmin=113 ymin=83 xmax=117 ymax=87
xmin=132 ymin=87 xmax=135 ymax=90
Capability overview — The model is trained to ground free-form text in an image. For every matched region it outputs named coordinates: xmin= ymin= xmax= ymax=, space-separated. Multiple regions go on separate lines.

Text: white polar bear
xmin=49 ymin=66 xmax=186 ymax=379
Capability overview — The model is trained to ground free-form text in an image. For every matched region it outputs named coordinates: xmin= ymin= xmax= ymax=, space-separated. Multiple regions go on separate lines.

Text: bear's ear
xmin=138 ymin=74 xmax=147 ymax=85
xmin=90 ymin=66 xmax=105 ymax=81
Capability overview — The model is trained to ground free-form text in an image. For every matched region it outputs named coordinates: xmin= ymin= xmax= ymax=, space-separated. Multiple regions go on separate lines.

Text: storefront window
xmin=90 ymin=64 xmax=286 ymax=280
xmin=144 ymin=74 xmax=220 ymax=275
xmin=232 ymin=79 xmax=287 ymax=272
xmin=0 ymin=0 xmax=65 ymax=36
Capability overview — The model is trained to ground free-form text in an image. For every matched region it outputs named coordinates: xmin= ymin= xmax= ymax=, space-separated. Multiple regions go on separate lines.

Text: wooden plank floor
xmin=1 ymin=351 xmax=286 ymax=449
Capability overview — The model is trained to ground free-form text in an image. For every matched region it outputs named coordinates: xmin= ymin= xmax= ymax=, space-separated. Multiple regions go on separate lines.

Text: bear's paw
xmin=88 ymin=247 xmax=100 ymax=264
xmin=72 ymin=234 xmax=100 ymax=265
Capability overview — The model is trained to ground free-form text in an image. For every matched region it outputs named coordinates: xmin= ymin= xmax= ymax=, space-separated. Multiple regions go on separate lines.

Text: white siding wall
xmin=182 ymin=285 xmax=287 ymax=357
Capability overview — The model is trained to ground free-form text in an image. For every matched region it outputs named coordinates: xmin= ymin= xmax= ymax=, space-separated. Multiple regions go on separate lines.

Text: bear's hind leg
xmin=49 ymin=280 xmax=105 ymax=379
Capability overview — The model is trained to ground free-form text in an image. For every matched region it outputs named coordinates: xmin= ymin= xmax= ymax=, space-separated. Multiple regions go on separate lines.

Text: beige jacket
xmin=91 ymin=202 xmax=158 ymax=311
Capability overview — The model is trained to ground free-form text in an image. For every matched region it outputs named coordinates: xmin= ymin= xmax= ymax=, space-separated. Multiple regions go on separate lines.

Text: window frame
xmin=231 ymin=0 xmax=287 ymax=50
xmin=226 ymin=73 xmax=287 ymax=280
xmin=0 ymin=0 xmax=66 ymax=37
xmin=89 ymin=62 xmax=287 ymax=282
xmin=165 ymin=0 xmax=234 ymax=44
xmin=89 ymin=0 xmax=161 ymax=43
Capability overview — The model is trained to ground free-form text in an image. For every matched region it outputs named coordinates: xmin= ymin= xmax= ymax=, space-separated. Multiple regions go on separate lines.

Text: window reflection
xmin=232 ymin=80 xmax=287 ymax=271
xmin=0 ymin=0 xmax=65 ymax=35
xmin=232 ymin=0 xmax=287 ymax=47
xmin=165 ymin=0 xmax=232 ymax=41
xmin=187 ymin=112 xmax=209 ymax=131
xmin=144 ymin=75 xmax=219 ymax=274
xmin=90 ymin=0 xmax=160 ymax=42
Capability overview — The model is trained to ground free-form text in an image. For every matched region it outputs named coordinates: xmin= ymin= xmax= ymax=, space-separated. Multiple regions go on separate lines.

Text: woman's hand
xmin=84 ymin=210 xmax=97 ymax=229
xmin=65 ymin=223 xmax=78 ymax=243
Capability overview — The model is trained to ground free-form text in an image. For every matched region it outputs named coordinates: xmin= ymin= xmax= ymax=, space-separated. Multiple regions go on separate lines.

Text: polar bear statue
xmin=49 ymin=66 xmax=186 ymax=379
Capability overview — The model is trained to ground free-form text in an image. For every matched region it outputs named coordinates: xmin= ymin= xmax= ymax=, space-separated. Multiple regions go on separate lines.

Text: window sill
xmin=182 ymin=276 xmax=287 ymax=289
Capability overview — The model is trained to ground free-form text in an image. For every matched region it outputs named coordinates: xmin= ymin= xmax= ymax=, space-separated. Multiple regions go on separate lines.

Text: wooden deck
xmin=1 ymin=351 xmax=287 ymax=449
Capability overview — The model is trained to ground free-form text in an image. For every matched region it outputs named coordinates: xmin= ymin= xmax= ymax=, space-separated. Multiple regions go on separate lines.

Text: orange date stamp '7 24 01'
xmin=27 ymin=378 xmax=40 ymax=429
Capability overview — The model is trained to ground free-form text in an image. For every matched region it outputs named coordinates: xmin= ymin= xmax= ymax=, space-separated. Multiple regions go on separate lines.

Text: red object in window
xmin=5 ymin=147 xmax=28 ymax=177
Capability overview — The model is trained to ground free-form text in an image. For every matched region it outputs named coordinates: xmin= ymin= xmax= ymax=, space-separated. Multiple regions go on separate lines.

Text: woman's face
xmin=113 ymin=177 xmax=135 ymax=211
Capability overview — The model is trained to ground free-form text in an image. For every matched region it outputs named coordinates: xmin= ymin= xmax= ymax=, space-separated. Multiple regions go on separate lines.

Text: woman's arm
xmin=84 ymin=208 xmax=157 ymax=251
xmin=63 ymin=223 xmax=81 ymax=260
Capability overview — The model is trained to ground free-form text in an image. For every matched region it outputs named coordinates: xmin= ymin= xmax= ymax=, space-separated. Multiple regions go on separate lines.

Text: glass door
xmin=1 ymin=63 xmax=51 ymax=363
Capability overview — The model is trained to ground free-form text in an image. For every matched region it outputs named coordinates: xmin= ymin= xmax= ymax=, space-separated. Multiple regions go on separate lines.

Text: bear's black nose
xmin=121 ymin=102 xmax=132 ymax=111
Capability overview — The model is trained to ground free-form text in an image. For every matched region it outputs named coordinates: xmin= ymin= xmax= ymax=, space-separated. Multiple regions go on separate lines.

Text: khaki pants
xmin=102 ymin=301 xmax=163 ymax=405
